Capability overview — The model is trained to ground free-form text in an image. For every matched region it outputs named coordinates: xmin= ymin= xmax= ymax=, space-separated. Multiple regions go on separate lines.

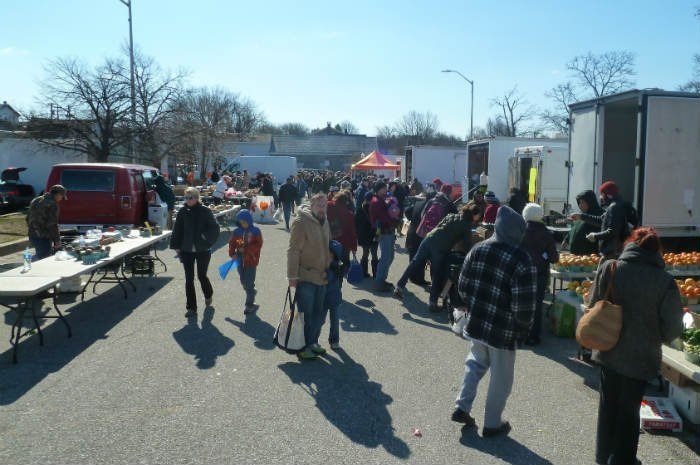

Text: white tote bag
xmin=452 ymin=307 xmax=469 ymax=338
xmin=273 ymin=288 xmax=306 ymax=353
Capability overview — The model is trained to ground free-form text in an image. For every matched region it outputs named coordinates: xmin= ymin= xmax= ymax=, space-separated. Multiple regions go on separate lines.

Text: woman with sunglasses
xmin=170 ymin=187 xmax=220 ymax=317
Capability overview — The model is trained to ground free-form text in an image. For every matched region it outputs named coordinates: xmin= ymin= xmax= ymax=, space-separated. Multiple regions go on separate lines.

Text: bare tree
xmin=126 ymin=48 xmax=189 ymax=166
xmin=679 ymin=54 xmax=700 ymax=92
xmin=229 ymin=95 xmax=264 ymax=138
xmin=567 ymin=51 xmax=636 ymax=98
xmin=395 ymin=110 xmax=439 ymax=144
xmin=37 ymin=57 xmax=131 ymax=162
xmin=485 ymin=116 xmax=511 ymax=137
xmin=256 ymin=120 xmax=284 ymax=135
xmin=491 ymin=87 xmax=536 ymax=137
xmin=541 ymin=82 xmax=577 ymax=134
xmin=337 ymin=120 xmax=359 ymax=134
xmin=174 ymin=87 xmax=233 ymax=179
xmin=279 ymin=122 xmax=310 ymax=136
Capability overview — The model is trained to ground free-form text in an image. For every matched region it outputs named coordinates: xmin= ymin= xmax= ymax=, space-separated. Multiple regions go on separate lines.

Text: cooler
xmin=148 ymin=204 xmax=169 ymax=229
xmin=669 ymin=382 xmax=700 ymax=424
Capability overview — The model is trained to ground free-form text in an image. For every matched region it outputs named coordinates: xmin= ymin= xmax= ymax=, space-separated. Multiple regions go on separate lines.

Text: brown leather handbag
xmin=576 ymin=262 xmax=622 ymax=351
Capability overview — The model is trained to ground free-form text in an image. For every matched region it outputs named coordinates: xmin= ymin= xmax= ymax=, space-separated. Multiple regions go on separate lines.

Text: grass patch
xmin=0 ymin=212 xmax=27 ymax=244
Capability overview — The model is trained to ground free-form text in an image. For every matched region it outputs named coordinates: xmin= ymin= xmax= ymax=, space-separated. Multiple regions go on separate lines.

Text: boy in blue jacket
xmin=228 ymin=209 xmax=263 ymax=314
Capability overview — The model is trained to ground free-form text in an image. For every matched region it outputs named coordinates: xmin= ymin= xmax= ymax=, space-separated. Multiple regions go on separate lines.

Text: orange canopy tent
xmin=351 ymin=150 xmax=400 ymax=170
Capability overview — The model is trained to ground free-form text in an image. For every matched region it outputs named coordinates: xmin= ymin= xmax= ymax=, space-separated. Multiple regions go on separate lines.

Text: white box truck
xmin=567 ymin=89 xmax=700 ymax=239
xmin=467 ymin=136 xmax=567 ymax=201
xmin=224 ymin=155 xmax=297 ymax=186
xmin=403 ymin=146 xmax=466 ymax=185
xmin=507 ymin=144 xmax=570 ymax=216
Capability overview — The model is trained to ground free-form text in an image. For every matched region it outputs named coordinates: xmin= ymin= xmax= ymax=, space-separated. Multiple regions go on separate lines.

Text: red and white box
xmin=639 ymin=396 xmax=683 ymax=432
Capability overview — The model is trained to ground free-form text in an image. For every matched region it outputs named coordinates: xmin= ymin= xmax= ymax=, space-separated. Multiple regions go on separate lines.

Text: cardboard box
xmin=639 ymin=396 xmax=683 ymax=432
xmin=669 ymin=382 xmax=700 ymax=424
xmin=660 ymin=362 xmax=695 ymax=388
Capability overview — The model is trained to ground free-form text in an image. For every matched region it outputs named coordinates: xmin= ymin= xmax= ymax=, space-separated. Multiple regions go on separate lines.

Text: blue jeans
xmin=375 ymin=233 xmax=395 ymax=283
xmin=397 ymin=238 xmax=448 ymax=304
xmin=318 ymin=279 xmax=342 ymax=344
xmin=238 ymin=265 xmax=257 ymax=306
xmin=295 ymin=281 xmax=326 ymax=347
xmin=282 ymin=202 xmax=294 ymax=229
xmin=29 ymin=236 xmax=53 ymax=260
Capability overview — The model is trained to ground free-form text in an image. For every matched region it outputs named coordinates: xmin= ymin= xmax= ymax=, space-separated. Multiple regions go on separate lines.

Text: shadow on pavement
xmin=340 ymin=301 xmax=397 ymax=335
xmin=527 ymin=334 xmax=599 ymax=390
xmin=278 ymin=349 xmax=410 ymax=459
xmin=225 ymin=313 xmax=276 ymax=351
xmin=173 ymin=307 xmax=234 ymax=369
xmin=0 ymin=276 xmax=172 ymax=405
xmin=459 ymin=426 xmax=553 ymax=465
xmin=401 ymin=312 xmax=452 ymax=333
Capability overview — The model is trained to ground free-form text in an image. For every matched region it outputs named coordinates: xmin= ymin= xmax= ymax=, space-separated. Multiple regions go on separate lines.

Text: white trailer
xmin=567 ymin=89 xmax=700 ymax=238
xmin=224 ymin=155 xmax=297 ymax=186
xmin=467 ymin=136 xmax=568 ymax=201
xmin=403 ymin=145 xmax=466 ymax=185
xmin=507 ymin=144 xmax=570 ymax=216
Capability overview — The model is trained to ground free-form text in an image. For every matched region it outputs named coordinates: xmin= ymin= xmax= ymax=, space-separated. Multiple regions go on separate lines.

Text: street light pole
xmin=119 ymin=0 xmax=136 ymax=161
xmin=442 ymin=69 xmax=474 ymax=142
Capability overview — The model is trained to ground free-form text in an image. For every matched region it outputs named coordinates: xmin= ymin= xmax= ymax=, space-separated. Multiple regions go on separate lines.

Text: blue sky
xmin=1 ymin=0 xmax=698 ymax=137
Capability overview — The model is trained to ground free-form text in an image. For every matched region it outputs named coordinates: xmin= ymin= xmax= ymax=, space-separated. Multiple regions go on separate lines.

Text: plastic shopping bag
xmin=273 ymin=207 xmax=283 ymax=221
xmin=346 ymin=253 xmax=364 ymax=285
xmin=273 ymin=287 xmax=306 ymax=354
xmin=218 ymin=258 xmax=239 ymax=280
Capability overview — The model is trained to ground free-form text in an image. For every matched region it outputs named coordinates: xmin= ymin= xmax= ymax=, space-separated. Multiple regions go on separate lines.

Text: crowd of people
xmin=163 ymin=171 xmax=683 ymax=465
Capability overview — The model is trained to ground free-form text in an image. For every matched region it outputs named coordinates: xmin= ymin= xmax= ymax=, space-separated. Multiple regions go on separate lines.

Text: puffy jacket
xmin=170 ymin=203 xmax=220 ymax=252
xmin=229 ymin=209 xmax=263 ymax=268
xmin=327 ymin=199 xmax=357 ymax=253
xmin=581 ymin=195 xmax=627 ymax=258
xmin=425 ymin=213 xmax=473 ymax=254
xmin=567 ymin=190 xmax=604 ymax=255
xmin=287 ymin=205 xmax=332 ymax=285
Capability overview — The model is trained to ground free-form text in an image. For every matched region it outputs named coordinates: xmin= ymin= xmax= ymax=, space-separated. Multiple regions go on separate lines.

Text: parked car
xmin=45 ymin=163 xmax=158 ymax=231
xmin=0 ymin=167 xmax=36 ymax=210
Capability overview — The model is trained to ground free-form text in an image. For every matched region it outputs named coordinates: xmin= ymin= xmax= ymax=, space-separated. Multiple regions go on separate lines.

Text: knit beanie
xmin=522 ymin=203 xmax=544 ymax=223
xmin=599 ymin=181 xmax=619 ymax=198
xmin=440 ymin=184 xmax=453 ymax=196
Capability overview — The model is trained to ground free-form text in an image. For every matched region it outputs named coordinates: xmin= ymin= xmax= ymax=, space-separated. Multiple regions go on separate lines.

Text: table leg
xmin=151 ymin=246 xmax=167 ymax=272
xmin=120 ymin=263 xmax=137 ymax=292
xmin=52 ymin=291 xmax=72 ymax=338
xmin=30 ymin=300 xmax=44 ymax=346
xmin=10 ymin=304 xmax=27 ymax=364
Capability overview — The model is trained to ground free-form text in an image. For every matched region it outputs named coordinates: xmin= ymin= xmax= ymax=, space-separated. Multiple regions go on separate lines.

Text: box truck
xmin=567 ymin=89 xmax=700 ymax=239
xmin=403 ymin=146 xmax=466 ymax=185
xmin=224 ymin=155 xmax=297 ymax=186
xmin=507 ymin=144 xmax=570 ymax=217
xmin=467 ymin=137 xmax=567 ymax=201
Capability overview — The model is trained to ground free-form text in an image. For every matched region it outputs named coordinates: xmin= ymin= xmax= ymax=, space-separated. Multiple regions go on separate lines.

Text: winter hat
xmin=494 ymin=206 xmax=527 ymax=246
xmin=373 ymin=181 xmax=387 ymax=193
xmin=432 ymin=178 xmax=443 ymax=188
xmin=484 ymin=191 xmax=499 ymax=204
xmin=599 ymin=181 xmax=619 ymax=198
xmin=440 ymin=184 xmax=453 ymax=196
xmin=522 ymin=203 xmax=544 ymax=223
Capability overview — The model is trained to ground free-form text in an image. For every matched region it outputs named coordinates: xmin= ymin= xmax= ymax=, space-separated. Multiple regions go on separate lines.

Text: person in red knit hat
xmin=570 ymin=180 xmax=629 ymax=260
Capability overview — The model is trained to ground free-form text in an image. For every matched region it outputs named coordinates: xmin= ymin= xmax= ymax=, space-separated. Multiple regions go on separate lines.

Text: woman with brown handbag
xmin=588 ymin=228 xmax=682 ymax=465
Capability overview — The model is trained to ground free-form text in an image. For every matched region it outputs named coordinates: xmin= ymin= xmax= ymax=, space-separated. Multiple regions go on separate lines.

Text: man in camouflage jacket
xmin=26 ymin=185 xmax=66 ymax=259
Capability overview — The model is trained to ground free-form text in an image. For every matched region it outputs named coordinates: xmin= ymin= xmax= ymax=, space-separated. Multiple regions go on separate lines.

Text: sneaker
xmin=185 ymin=308 xmax=197 ymax=318
xmin=204 ymin=297 xmax=213 ymax=306
xmin=373 ymin=281 xmax=394 ymax=293
xmin=482 ymin=421 xmax=511 ymax=438
xmin=392 ymin=287 xmax=404 ymax=299
xmin=451 ymin=409 xmax=476 ymax=428
xmin=250 ymin=303 xmax=260 ymax=310
xmin=311 ymin=343 xmax=327 ymax=355
xmin=298 ymin=349 xmax=318 ymax=360
xmin=330 ymin=342 xmax=340 ymax=350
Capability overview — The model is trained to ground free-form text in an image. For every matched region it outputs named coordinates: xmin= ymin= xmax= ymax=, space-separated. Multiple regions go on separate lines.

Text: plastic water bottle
xmin=22 ymin=247 xmax=31 ymax=272
xmin=79 ymin=235 xmax=86 ymax=248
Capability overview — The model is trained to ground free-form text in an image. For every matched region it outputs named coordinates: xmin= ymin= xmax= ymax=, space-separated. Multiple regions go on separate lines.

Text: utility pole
xmin=119 ymin=0 xmax=137 ymax=162
xmin=442 ymin=69 xmax=474 ymax=142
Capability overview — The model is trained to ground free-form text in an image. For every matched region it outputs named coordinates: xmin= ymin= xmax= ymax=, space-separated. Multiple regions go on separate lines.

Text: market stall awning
xmin=351 ymin=150 xmax=400 ymax=170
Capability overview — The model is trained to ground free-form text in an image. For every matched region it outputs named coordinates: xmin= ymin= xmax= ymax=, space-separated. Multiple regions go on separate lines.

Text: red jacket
xmin=327 ymin=200 xmax=358 ymax=252
xmin=369 ymin=196 xmax=396 ymax=234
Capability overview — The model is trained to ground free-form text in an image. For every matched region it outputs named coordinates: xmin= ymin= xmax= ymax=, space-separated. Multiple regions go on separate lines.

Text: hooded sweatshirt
xmin=590 ymin=243 xmax=683 ymax=380
xmin=287 ymin=205 xmax=332 ymax=285
xmin=229 ymin=209 xmax=263 ymax=267
xmin=567 ymin=190 xmax=604 ymax=255
xmin=457 ymin=206 xmax=538 ymax=350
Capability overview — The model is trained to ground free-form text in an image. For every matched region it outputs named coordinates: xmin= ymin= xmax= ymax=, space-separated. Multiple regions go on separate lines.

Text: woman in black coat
xmin=354 ymin=192 xmax=378 ymax=278
xmin=170 ymin=187 xmax=221 ymax=317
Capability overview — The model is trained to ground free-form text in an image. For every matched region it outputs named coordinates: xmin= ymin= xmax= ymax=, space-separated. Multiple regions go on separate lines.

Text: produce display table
xmin=550 ymin=268 xmax=595 ymax=298
xmin=661 ymin=345 xmax=700 ymax=385
xmin=0 ymin=276 xmax=70 ymax=363
xmin=668 ymin=269 xmax=700 ymax=278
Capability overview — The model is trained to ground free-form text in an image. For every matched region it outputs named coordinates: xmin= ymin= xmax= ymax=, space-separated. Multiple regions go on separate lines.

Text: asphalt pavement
xmin=0 ymin=221 xmax=698 ymax=464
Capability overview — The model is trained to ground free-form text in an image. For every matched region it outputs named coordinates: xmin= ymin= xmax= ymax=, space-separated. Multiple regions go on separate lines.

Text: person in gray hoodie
xmin=589 ymin=228 xmax=682 ymax=465
xmin=452 ymin=206 xmax=537 ymax=437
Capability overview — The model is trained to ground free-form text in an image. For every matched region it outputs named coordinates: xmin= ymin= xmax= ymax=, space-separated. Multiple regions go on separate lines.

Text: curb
xmin=0 ymin=238 xmax=30 ymax=257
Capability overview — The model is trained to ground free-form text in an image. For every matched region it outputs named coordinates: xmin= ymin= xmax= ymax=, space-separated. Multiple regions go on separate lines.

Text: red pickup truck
xmin=46 ymin=163 xmax=158 ymax=231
